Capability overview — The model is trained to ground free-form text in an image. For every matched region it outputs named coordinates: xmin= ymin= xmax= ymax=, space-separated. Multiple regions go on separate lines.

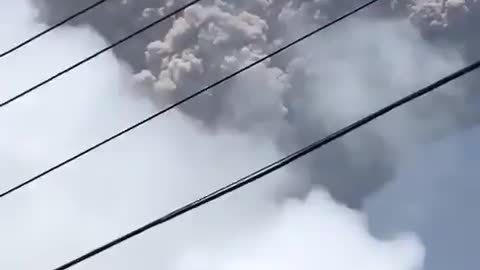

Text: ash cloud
xmin=29 ymin=0 xmax=480 ymax=207
xmin=13 ymin=1 xmax=480 ymax=269
xmin=131 ymin=1 xmax=468 ymax=207
xmin=0 ymin=1 xmax=426 ymax=269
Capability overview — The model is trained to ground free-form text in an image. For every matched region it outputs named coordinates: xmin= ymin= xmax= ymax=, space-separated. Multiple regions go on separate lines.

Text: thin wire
xmin=0 ymin=0 xmax=204 ymax=108
xmin=52 ymin=58 xmax=480 ymax=270
xmin=0 ymin=0 xmax=380 ymax=199
xmin=0 ymin=0 xmax=111 ymax=59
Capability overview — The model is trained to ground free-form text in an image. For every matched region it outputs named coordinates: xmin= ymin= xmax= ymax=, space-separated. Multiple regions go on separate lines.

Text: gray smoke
xmin=1 ymin=1 xmax=425 ymax=269
xmin=18 ymin=1 xmax=479 ymax=269
xmin=29 ymin=0 xmax=480 ymax=207
xmin=3 ymin=0 xmax=480 ymax=268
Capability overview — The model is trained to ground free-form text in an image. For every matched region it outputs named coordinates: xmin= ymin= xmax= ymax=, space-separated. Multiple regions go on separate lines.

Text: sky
xmin=1 ymin=0 xmax=479 ymax=269
xmin=367 ymin=126 xmax=480 ymax=270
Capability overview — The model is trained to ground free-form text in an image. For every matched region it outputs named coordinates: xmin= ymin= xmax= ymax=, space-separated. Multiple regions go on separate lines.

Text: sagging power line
xmin=0 ymin=0 xmax=204 ymax=108
xmin=52 ymin=56 xmax=480 ymax=270
xmin=0 ymin=0 xmax=380 ymax=199
xmin=0 ymin=0 xmax=111 ymax=59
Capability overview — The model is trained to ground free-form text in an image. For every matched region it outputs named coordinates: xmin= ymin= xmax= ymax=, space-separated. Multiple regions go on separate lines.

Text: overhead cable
xmin=0 ymin=0 xmax=111 ymax=58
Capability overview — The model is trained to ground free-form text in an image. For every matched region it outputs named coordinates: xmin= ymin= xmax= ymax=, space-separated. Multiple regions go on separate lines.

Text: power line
xmin=0 ymin=0 xmax=204 ymax=108
xmin=0 ymin=0 xmax=111 ymax=59
xmin=52 ymin=58 xmax=480 ymax=270
xmin=0 ymin=0 xmax=380 ymax=199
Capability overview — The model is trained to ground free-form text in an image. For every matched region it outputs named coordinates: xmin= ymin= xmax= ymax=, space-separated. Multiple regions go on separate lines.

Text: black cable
xmin=0 ymin=0 xmax=204 ymax=108
xmin=0 ymin=0 xmax=380 ymax=199
xmin=0 ymin=0 xmax=110 ymax=59
xmin=52 ymin=58 xmax=480 ymax=270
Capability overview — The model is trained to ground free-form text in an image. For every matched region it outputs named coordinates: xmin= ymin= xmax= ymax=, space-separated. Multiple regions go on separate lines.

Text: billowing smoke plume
xmin=1 ymin=0 xmax=426 ymax=269
xmin=30 ymin=0 xmax=479 ymax=207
